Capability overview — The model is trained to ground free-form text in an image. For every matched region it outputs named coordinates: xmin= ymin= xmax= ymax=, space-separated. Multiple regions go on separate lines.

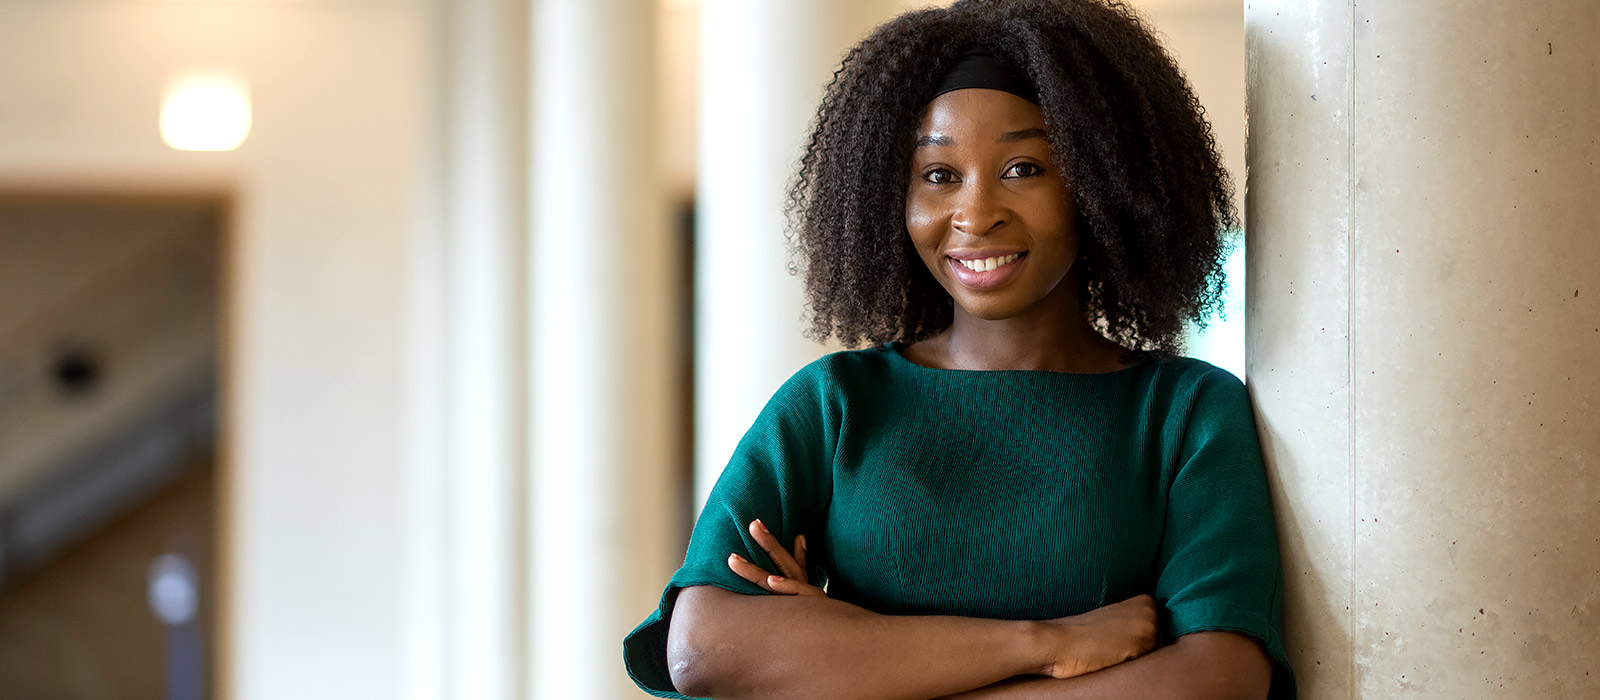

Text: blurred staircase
xmin=0 ymin=199 xmax=219 ymax=587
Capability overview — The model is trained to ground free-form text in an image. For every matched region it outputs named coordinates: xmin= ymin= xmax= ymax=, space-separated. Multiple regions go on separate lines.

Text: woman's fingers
xmin=727 ymin=553 xmax=777 ymax=592
xmin=727 ymin=520 xmax=822 ymax=597
xmin=726 ymin=554 xmax=824 ymax=596
xmin=747 ymin=519 xmax=806 ymax=582
xmin=767 ymin=573 xmax=826 ymax=597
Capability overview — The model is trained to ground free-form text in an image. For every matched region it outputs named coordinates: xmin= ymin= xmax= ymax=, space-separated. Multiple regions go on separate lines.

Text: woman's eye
xmin=923 ymin=168 xmax=958 ymax=184
xmin=1004 ymin=162 xmax=1044 ymax=179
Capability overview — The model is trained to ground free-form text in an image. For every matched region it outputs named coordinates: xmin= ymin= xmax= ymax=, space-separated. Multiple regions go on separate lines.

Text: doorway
xmin=0 ymin=195 xmax=224 ymax=700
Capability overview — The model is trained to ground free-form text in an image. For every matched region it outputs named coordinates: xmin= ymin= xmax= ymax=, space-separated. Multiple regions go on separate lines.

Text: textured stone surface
xmin=1248 ymin=1 xmax=1600 ymax=696
xmin=1246 ymin=0 xmax=1357 ymax=695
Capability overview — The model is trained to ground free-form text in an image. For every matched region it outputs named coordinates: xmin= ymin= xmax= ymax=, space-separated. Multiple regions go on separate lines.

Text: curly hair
xmin=787 ymin=0 xmax=1235 ymax=355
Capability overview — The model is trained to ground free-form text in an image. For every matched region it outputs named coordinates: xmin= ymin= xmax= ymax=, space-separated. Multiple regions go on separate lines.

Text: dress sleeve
xmin=622 ymin=360 xmax=838 ymax=698
xmin=1153 ymin=367 xmax=1298 ymax=700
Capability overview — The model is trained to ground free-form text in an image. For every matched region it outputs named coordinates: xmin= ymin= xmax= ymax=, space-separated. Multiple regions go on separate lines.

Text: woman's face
xmin=905 ymin=88 xmax=1080 ymax=322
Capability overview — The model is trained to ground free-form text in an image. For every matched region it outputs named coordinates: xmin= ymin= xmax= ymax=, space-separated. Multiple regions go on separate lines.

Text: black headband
xmin=929 ymin=50 xmax=1039 ymax=104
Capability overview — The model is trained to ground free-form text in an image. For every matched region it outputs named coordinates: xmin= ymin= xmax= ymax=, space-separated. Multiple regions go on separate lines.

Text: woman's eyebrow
xmin=997 ymin=128 xmax=1047 ymax=142
xmin=915 ymin=134 xmax=953 ymax=148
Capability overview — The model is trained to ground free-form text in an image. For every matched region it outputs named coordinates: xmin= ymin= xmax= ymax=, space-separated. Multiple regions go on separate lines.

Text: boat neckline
xmin=882 ymin=340 xmax=1158 ymax=377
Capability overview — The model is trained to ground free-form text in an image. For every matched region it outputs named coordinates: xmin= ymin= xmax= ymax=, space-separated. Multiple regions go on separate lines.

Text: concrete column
xmin=432 ymin=0 xmax=528 ymax=699
xmin=1247 ymin=1 xmax=1600 ymax=696
xmin=694 ymin=0 xmax=906 ymax=505
xmin=527 ymin=0 xmax=680 ymax=697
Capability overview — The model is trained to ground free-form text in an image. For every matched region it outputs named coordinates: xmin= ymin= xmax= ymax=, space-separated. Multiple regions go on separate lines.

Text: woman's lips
xmin=947 ymin=251 xmax=1027 ymax=290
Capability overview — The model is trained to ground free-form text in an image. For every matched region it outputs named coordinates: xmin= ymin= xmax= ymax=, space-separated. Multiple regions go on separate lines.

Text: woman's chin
xmin=949 ymin=296 xmax=1033 ymax=322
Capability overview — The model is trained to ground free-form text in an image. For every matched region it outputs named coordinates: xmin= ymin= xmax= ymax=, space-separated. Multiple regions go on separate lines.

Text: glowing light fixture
xmin=160 ymin=71 xmax=252 ymax=151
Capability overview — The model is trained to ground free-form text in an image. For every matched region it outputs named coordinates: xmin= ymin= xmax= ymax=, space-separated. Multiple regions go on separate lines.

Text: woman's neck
xmin=907 ymin=277 xmax=1134 ymax=373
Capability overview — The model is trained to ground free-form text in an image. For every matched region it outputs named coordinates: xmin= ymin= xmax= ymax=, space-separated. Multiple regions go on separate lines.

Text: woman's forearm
xmin=667 ymin=585 xmax=1048 ymax=700
xmin=936 ymin=631 xmax=1272 ymax=700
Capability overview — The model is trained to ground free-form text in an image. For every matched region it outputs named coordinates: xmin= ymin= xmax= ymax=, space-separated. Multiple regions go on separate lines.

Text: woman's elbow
xmin=665 ymin=586 xmax=741 ymax=698
xmin=666 ymin=637 xmax=717 ymax=697
xmin=1169 ymin=631 xmax=1273 ymax=700
xmin=665 ymin=585 xmax=841 ymax=700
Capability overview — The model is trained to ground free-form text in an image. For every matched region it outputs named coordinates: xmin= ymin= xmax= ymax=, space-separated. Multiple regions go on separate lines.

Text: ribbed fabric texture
xmin=624 ymin=342 xmax=1296 ymax=699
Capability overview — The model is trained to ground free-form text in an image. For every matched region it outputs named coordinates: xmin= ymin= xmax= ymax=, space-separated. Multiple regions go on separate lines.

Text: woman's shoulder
xmin=1146 ymin=353 xmax=1243 ymax=387
xmin=754 ymin=345 xmax=897 ymax=405
xmin=780 ymin=343 xmax=899 ymax=394
xmin=1122 ymin=353 xmax=1253 ymax=424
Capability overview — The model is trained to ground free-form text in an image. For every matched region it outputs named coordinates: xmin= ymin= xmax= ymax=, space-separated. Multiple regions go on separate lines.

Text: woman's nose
xmin=950 ymin=180 xmax=1009 ymax=235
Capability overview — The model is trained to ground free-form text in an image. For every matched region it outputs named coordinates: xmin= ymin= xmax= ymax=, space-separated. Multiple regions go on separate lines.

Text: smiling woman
xmin=623 ymin=1 xmax=1295 ymax=699
xmin=902 ymin=86 xmax=1117 ymax=369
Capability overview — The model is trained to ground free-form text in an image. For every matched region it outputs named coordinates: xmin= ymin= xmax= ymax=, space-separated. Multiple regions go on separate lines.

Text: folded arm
xmin=665 ymin=520 xmax=1159 ymax=700
xmin=937 ymin=630 xmax=1272 ymax=700
xmin=668 ymin=585 xmax=1047 ymax=700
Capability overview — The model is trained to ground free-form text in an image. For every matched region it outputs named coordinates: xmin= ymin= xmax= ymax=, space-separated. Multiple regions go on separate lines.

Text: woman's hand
xmin=1034 ymin=594 xmax=1160 ymax=678
xmin=725 ymin=519 xmax=826 ymax=597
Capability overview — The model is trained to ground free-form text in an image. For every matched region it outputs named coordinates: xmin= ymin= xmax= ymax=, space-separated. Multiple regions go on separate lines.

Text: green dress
xmin=623 ymin=342 xmax=1296 ymax=699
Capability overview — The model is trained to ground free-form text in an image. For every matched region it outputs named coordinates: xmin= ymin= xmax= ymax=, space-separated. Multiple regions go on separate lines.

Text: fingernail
xmin=768 ymin=575 xmax=784 ymax=584
xmin=756 ymin=519 xmax=769 ymax=534
xmin=729 ymin=553 xmax=745 ymax=563
xmin=798 ymin=535 xmax=807 ymax=551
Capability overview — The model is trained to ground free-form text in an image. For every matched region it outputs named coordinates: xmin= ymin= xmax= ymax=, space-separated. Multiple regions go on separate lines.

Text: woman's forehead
xmin=917 ymin=88 xmax=1047 ymax=138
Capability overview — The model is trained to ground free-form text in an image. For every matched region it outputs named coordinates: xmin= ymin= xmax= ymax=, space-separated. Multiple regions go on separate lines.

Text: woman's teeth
xmin=956 ymin=253 xmax=1022 ymax=272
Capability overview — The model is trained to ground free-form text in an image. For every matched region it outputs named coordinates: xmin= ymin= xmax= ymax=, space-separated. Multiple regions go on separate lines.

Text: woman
xmin=623 ymin=1 xmax=1295 ymax=698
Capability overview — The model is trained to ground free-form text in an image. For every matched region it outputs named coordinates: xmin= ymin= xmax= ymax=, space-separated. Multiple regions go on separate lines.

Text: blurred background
xmin=0 ymin=0 xmax=1242 ymax=697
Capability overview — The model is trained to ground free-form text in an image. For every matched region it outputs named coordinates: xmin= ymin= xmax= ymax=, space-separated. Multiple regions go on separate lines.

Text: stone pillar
xmin=526 ymin=0 xmax=680 ymax=697
xmin=1247 ymin=1 xmax=1600 ymax=696
xmin=434 ymin=0 xmax=527 ymax=698
xmin=694 ymin=0 xmax=905 ymax=505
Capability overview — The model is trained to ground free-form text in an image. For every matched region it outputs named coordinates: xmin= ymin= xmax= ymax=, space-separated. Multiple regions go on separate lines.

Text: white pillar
xmin=694 ymin=0 xmax=905 ymax=506
xmin=1247 ymin=1 xmax=1600 ymax=696
xmin=427 ymin=0 xmax=528 ymax=699
xmin=527 ymin=0 xmax=680 ymax=697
